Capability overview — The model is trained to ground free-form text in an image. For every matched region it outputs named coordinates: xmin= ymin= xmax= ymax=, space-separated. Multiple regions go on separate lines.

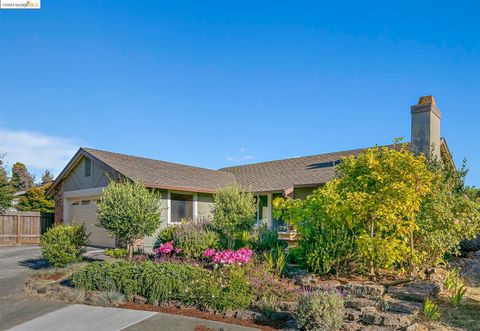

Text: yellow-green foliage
xmin=423 ymin=299 xmax=440 ymax=321
xmin=17 ymin=183 xmax=55 ymax=213
xmin=275 ymin=142 xmax=435 ymax=275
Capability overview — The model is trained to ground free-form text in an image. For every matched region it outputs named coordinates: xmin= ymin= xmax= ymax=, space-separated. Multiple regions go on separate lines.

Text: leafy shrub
xmin=157 ymin=225 xmax=176 ymax=243
xmin=296 ymin=289 xmax=345 ymax=331
xmin=189 ymin=267 xmax=253 ymax=312
xmin=423 ymin=299 xmax=440 ymax=320
xmin=71 ymin=260 xmax=253 ymax=312
xmin=286 ymin=246 xmax=302 ymax=264
xmin=40 ymin=224 xmax=88 ymax=267
xmin=104 ymin=248 xmax=127 ymax=259
xmin=245 ymin=262 xmax=297 ymax=303
xmin=157 ymin=220 xmax=219 ymax=259
xmin=253 ymin=226 xmax=284 ymax=252
xmin=174 ymin=222 xmax=219 ymax=259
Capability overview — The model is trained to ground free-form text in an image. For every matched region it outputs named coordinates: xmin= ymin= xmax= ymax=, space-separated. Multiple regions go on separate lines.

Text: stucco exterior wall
xmin=197 ymin=193 xmax=214 ymax=219
xmin=143 ymin=189 xmax=168 ymax=251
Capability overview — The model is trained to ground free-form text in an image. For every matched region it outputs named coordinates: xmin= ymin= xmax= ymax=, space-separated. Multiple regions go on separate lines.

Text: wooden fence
xmin=0 ymin=212 xmax=54 ymax=245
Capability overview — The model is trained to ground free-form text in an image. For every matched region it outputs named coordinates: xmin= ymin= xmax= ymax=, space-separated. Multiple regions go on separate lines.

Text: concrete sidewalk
xmin=7 ymin=304 xmax=157 ymax=331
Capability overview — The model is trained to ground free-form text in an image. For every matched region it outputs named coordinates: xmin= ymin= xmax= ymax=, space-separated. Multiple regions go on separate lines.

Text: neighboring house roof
xmin=48 ymin=138 xmax=453 ymax=196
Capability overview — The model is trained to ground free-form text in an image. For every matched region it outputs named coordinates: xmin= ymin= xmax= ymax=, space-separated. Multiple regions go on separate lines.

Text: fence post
xmin=15 ymin=214 xmax=20 ymax=244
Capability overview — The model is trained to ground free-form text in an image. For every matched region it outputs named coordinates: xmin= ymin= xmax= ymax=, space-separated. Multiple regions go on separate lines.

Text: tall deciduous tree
xmin=41 ymin=170 xmax=54 ymax=185
xmin=11 ymin=162 xmax=35 ymax=191
xmin=96 ymin=181 xmax=162 ymax=260
xmin=213 ymin=183 xmax=256 ymax=248
xmin=0 ymin=155 xmax=13 ymax=213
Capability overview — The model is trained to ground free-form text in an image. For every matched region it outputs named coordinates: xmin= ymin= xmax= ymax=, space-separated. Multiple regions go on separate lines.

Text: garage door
xmin=68 ymin=197 xmax=116 ymax=248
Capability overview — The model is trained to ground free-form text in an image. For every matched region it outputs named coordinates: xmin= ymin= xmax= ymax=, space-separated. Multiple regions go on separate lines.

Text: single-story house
xmin=47 ymin=96 xmax=454 ymax=250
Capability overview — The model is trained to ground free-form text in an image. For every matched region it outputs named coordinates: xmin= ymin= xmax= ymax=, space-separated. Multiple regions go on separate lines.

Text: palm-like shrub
xmin=40 ymin=224 xmax=88 ymax=267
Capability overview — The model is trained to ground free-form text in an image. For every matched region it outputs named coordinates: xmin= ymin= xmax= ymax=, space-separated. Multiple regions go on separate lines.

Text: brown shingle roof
xmin=220 ymin=143 xmax=412 ymax=192
xmin=51 ymin=143 xmax=413 ymax=195
xmin=83 ymin=148 xmax=236 ymax=193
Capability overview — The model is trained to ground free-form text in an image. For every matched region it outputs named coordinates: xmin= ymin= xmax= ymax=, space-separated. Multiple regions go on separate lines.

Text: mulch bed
xmin=119 ymin=302 xmax=281 ymax=330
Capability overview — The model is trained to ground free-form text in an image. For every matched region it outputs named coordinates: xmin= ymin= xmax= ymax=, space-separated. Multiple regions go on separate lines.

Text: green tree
xmin=11 ymin=162 xmax=35 ymax=191
xmin=16 ymin=183 xmax=55 ymax=213
xmin=213 ymin=183 xmax=256 ymax=248
xmin=414 ymin=157 xmax=480 ymax=271
xmin=41 ymin=170 xmax=54 ymax=185
xmin=96 ymin=181 xmax=162 ymax=260
xmin=275 ymin=142 xmax=433 ymax=276
xmin=0 ymin=155 xmax=13 ymax=213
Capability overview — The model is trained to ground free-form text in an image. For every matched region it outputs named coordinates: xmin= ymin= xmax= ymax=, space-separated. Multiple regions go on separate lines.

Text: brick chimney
xmin=411 ymin=95 xmax=441 ymax=160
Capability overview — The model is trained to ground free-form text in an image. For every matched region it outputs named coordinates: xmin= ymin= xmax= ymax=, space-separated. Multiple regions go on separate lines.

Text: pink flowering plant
xmin=203 ymin=247 xmax=253 ymax=267
xmin=153 ymin=241 xmax=182 ymax=256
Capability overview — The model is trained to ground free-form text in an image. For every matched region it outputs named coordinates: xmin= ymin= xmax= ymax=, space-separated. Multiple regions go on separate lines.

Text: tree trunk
xmin=409 ymin=231 xmax=415 ymax=276
xmin=127 ymin=242 xmax=134 ymax=261
xmin=369 ymin=220 xmax=375 ymax=279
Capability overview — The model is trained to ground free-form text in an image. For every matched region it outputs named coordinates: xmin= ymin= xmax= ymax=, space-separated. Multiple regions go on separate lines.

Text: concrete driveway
xmin=0 ymin=246 xmax=65 ymax=330
xmin=0 ymin=246 xmax=259 ymax=331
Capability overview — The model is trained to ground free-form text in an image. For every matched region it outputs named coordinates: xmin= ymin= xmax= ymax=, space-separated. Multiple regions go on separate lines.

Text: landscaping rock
xmin=346 ymin=297 xmax=380 ymax=311
xmin=460 ymin=235 xmax=480 ymax=252
xmin=360 ymin=307 xmax=383 ymax=325
xmin=380 ymin=312 xmax=413 ymax=328
xmin=132 ymin=294 xmax=147 ymax=305
xmin=341 ymin=321 xmax=364 ymax=331
xmin=381 ymin=298 xmax=422 ymax=315
xmin=345 ymin=308 xmax=362 ymax=321
xmin=360 ymin=308 xmax=413 ymax=328
xmin=342 ymin=283 xmax=386 ymax=299
xmin=36 ymin=288 xmax=47 ymax=294
xmin=387 ymin=281 xmax=439 ymax=302
xmin=236 ymin=310 xmax=262 ymax=321
xmin=222 ymin=311 xmax=236 ymax=318
xmin=362 ymin=326 xmax=394 ymax=331
xmin=270 ymin=311 xmax=294 ymax=322
xmin=284 ymin=318 xmax=298 ymax=331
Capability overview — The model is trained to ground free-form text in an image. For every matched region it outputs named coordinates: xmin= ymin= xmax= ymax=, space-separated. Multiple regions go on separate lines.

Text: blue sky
xmin=0 ymin=0 xmax=479 ymax=186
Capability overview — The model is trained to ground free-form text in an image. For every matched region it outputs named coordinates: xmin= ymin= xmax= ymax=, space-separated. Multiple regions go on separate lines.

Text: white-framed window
xmin=254 ymin=194 xmax=272 ymax=228
xmin=167 ymin=191 xmax=198 ymax=224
